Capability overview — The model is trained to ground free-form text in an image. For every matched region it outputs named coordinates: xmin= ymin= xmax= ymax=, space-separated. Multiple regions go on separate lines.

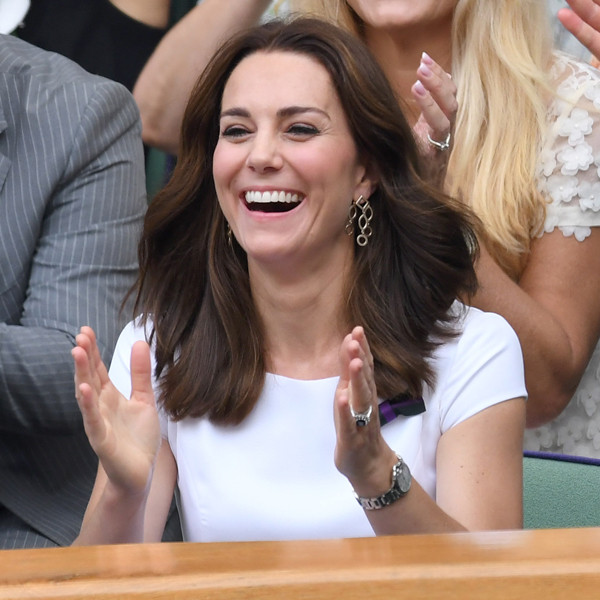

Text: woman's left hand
xmin=333 ymin=327 xmax=397 ymax=496
xmin=411 ymin=53 xmax=457 ymax=188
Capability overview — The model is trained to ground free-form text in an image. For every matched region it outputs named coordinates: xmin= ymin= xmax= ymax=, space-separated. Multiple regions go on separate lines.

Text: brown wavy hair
xmin=133 ymin=17 xmax=479 ymax=424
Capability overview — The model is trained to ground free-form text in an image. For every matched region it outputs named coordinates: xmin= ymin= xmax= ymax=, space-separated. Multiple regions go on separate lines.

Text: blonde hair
xmin=292 ymin=0 xmax=552 ymax=279
xmin=450 ymin=0 xmax=551 ymax=278
xmin=293 ymin=0 xmax=361 ymax=33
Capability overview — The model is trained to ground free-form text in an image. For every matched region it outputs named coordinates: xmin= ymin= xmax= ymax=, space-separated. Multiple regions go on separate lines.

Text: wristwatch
xmin=354 ymin=454 xmax=411 ymax=510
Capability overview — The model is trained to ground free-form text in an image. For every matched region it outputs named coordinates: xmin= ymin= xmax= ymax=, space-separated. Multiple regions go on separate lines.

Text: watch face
xmin=396 ymin=461 xmax=412 ymax=495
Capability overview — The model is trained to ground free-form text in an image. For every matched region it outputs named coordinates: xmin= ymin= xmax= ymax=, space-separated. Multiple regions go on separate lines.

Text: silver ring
xmin=350 ymin=404 xmax=373 ymax=427
xmin=427 ymin=131 xmax=451 ymax=151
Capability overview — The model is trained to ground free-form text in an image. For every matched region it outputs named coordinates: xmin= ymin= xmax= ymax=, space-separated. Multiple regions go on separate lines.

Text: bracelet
xmin=354 ymin=454 xmax=412 ymax=510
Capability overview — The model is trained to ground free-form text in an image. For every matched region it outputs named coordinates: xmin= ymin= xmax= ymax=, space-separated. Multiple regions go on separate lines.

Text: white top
xmin=0 ymin=0 xmax=29 ymax=34
xmin=109 ymin=305 xmax=525 ymax=542
xmin=524 ymin=53 xmax=600 ymax=458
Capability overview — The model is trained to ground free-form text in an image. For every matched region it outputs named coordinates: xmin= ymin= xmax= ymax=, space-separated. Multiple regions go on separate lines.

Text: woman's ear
xmin=355 ymin=166 xmax=378 ymax=201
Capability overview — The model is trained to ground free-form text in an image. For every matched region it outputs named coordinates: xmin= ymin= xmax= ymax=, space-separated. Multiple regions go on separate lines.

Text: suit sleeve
xmin=0 ymin=79 xmax=147 ymax=434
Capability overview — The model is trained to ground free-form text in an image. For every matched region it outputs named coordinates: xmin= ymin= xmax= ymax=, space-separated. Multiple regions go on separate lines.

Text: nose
xmin=245 ymin=130 xmax=283 ymax=173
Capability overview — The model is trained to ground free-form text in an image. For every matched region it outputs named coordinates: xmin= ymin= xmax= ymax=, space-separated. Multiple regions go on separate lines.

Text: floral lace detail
xmin=525 ymin=53 xmax=600 ymax=458
xmin=536 ymin=52 xmax=600 ymax=241
xmin=524 ymin=343 xmax=600 ymax=457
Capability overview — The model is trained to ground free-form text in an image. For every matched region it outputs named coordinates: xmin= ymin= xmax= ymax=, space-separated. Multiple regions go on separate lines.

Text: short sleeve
xmin=435 ymin=308 xmax=527 ymax=433
xmin=538 ymin=53 xmax=600 ymax=240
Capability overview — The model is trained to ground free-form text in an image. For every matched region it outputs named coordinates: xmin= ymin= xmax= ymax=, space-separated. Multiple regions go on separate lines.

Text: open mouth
xmin=244 ymin=191 xmax=303 ymax=213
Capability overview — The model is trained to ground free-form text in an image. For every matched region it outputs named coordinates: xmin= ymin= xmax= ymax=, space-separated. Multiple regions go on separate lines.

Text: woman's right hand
xmin=411 ymin=52 xmax=457 ymax=189
xmin=72 ymin=326 xmax=161 ymax=498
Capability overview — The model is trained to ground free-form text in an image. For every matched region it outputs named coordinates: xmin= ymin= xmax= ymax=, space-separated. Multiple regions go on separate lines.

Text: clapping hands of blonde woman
xmin=559 ymin=0 xmax=600 ymax=66
xmin=411 ymin=52 xmax=457 ymax=187
xmin=334 ymin=327 xmax=397 ymax=497
xmin=72 ymin=326 xmax=161 ymax=497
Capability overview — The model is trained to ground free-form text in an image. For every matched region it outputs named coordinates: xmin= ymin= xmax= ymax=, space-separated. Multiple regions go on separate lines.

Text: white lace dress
xmin=523 ymin=52 xmax=600 ymax=458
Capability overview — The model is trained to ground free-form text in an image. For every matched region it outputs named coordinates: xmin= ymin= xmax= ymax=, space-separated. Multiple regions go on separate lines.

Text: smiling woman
xmin=71 ymin=17 xmax=526 ymax=546
xmin=213 ymin=49 xmax=372 ymax=268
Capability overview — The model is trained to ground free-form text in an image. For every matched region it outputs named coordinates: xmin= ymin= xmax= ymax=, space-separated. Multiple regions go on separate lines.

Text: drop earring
xmin=346 ymin=195 xmax=373 ymax=247
xmin=226 ymin=222 xmax=233 ymax=247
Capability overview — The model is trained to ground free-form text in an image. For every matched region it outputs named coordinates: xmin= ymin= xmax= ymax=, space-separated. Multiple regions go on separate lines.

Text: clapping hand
xmin=334 ymin=327 xmax=396 ymax=495
xmin=72 ymin=326 xmax=161 ymax=497
xmin=411 ymin=52 xmax=457 ymax=189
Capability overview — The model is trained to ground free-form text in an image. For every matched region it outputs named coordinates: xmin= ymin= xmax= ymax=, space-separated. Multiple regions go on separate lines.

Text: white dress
xmin=109 ymin=305 xmax=525 ymax=543
xmin=524 ymin=53 xmax=600 ymax=457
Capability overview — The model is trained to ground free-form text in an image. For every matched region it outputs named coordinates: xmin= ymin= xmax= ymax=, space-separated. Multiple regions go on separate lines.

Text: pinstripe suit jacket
xmin=0 ymin=34 xmax=147 ymax=547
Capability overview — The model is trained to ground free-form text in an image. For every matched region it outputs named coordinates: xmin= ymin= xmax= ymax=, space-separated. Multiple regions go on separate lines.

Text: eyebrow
xmin=220 ymin=106 xmax=329 ymax=119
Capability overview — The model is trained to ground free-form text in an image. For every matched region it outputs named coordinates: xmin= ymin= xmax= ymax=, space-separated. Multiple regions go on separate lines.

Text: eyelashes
xmin=220 ymin=124 xmax=321 ymax=139
xmin=287 ymin=124 xmax=320 ymax=136
xmin=221 ymin=126 xmax=249 ymax=138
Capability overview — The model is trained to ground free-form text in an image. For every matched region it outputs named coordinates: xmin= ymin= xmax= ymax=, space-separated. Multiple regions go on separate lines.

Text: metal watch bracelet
xmin=354 ymin=454 xmax=411 ymax=510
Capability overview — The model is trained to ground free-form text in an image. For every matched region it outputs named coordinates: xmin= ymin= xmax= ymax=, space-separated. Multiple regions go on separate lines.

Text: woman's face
xmin=345 ymin=0 xmax=458 ymax=30
xmin=213 ymin=50 xmax=374 ymax=269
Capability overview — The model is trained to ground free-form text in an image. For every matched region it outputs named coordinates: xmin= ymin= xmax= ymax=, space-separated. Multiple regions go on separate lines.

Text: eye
xmin=287 ymin=123 xmax=320 ymax=137
xmin=221 ymin=125 xmax=250 ymax=139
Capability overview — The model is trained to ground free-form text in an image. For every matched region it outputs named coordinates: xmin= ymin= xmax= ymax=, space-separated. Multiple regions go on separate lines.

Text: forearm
xmin=133 ymin=0 xmax=272 ymax=153
xmin=471 ymin=247 xmax=584 ymax=427
xmin=367 ymin=486 xmax=466 ymax=535
xmin=349 ymin=451 xmax=466 ymax=535
xmin=74 ymin=483 xmax=148 ymax=546
xmin=109 ymin=0 xmax=171 ymax=28
xmin=74 ymin=439 xmax=176 ymax=546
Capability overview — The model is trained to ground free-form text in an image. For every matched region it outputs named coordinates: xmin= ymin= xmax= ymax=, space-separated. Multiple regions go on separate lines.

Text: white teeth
xmin=245 ymin=191 xmax=302 ymax=204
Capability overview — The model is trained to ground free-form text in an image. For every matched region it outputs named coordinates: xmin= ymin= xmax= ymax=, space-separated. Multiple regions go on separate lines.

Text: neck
xmin=363 ymin=20 xmax=453 ymax=126
xmin=249 ymin=252 xmax=352 ymax=380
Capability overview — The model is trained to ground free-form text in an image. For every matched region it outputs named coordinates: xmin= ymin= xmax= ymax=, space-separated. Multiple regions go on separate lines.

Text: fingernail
xmin=413 ymin=80 xmax=427 ymax=97
xmin=418 ymin=63 xmax=433 ymax=78
xmin=422 ymin=51 xmax=434 ymax=66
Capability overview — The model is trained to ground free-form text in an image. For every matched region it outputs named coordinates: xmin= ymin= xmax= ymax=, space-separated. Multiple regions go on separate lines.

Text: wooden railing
xmin=2 ymin=527 xmax=600 ymax=599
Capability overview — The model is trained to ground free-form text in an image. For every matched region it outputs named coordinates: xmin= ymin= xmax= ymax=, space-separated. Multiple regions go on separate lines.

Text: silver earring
xmin=346 ymin=195 xmax=372 ymax=247
xmin=356 ymin=196 xmax=373 ymax=247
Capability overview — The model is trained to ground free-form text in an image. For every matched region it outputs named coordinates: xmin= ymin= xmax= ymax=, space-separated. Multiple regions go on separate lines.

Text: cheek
xmin=212 ymin=143 xmax=241 ymax=220
xmin=297 ymin=142 xmax=359 ymax=183
xmin=212 ymin=142 xmax=233 ymax=190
